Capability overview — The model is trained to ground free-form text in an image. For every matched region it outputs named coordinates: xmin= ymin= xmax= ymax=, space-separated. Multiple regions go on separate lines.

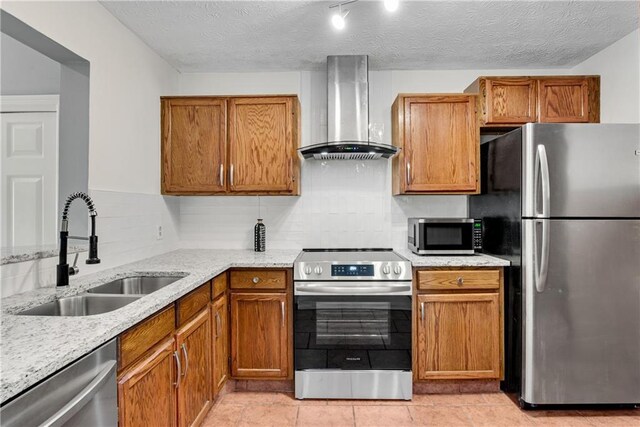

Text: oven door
xmin=294 ymin=292 xmax=412 ymax=372
xmin=417 ymin=221 xmax=474 ymax=254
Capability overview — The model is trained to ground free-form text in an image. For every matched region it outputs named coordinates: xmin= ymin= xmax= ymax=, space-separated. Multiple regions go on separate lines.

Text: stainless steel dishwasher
xmin=0 ymin=339 xmax=117 ymax=427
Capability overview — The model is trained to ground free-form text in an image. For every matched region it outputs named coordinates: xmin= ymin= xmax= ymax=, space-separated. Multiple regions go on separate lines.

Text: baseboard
xmin=414 ymin=379 xmax=500 ymax=394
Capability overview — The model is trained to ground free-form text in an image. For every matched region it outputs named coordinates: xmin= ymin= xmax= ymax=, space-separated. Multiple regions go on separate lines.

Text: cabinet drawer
xmin=230 ymin=270 xmax=287 ymax=290
xmin=177 ymin=282 xmax=211 ymax=326
xmin=417 ymin=269 xmax=500 ymax=291
xmin=119 ymin=305 xmax=175 ymax=370
xmin=211 ymin=273 xmax=227 ymax=300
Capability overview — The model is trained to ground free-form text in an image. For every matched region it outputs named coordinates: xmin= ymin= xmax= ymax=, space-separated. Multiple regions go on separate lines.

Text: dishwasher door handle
xmin=40 ymin=360 xmax=116 ymax=427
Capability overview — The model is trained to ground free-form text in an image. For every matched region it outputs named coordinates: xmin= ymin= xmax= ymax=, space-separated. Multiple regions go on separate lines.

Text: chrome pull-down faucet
xmin=57 ymin=192 xmax=101 ymax=286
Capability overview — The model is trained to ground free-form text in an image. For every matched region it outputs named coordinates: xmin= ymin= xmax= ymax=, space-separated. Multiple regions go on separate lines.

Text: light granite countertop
xmin=0 ymin=248 xmax=509 ymax=403
xmin=1 ymin=244 xmax=87 ymax=265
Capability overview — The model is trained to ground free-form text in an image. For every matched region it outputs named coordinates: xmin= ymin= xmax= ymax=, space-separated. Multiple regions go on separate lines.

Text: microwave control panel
xmin=473 ymin=219 xmax=483 ymax=251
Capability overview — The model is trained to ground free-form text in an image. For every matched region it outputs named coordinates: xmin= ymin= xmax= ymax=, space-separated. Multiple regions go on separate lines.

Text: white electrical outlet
xmin=156 ymin=225 xmax=163 ymax=240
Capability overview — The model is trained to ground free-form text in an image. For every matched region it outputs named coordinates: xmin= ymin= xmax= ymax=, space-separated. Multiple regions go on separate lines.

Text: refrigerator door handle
xmin=534 ymin=219 xmax=550 ymax=293
xmin=534 ymin=144 xmax=551 ymax=218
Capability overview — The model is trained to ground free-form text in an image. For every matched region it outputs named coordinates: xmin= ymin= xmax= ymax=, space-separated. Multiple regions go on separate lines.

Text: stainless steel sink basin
xmin=86 ymin=275 xmax=184 ymax=295
xmin=17 ymin=294 xmax=142 ymax=316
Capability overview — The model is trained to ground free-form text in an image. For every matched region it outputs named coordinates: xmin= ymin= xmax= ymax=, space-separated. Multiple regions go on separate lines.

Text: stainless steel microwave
xmin=408 ymin=218 xmax=482 ymax=255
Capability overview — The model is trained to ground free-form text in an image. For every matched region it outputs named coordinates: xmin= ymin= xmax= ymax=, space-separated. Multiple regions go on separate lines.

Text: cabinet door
xmin=118 ymin=338 xmax=177 ymax=427
xmin=231 ymin=292 xmax=289 ymax=378
xmin=211 ymin=294 xmax=229 ymax=397
xmin=537 ymin=78 xmax=591 ymax=123
xmin=176 ymin=309 xmax=212 ymax=427
xmin=403 ymin=95 xmax=478 ymax=193
xmin=484 ymin=78 xmax=537 ymax=124
xmin=417 ymin=293 xmax=500 ymax=380
xmin=161 ymin=98 xmax=227 ymax=194
xmin=228 ymin=97 xmax=298 ymax=194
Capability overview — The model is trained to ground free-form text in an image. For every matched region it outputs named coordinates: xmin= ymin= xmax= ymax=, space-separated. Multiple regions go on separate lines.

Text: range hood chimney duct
xmin=299 ymin=55 xmax=399 ymax=160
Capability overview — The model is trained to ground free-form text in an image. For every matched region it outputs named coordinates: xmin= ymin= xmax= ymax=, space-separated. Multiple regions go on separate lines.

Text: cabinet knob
xmin=457 ymin=277 xmax=464 ymax=286
xmin=252 ymin=277 xmax=260 ymax=284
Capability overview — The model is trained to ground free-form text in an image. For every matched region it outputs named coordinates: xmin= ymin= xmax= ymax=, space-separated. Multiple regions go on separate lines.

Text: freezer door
xmin=522 ymin=219 xmax=640 ymax=405
xmin=522 ymin=123 xmax=640 ymax=218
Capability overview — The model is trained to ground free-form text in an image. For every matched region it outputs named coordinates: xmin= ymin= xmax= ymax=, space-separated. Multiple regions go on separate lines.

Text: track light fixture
xmin=329 ymin=0 xmax=399 ymax=30
xmin=329 ymin=0 xmax=357 ymax=30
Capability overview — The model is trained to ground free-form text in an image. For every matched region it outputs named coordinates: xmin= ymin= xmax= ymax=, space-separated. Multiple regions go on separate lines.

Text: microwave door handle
xmin=40 ymin=360 xmax=116 ymax=427
xmin=535 ymin=144 xmax=551 ymax=218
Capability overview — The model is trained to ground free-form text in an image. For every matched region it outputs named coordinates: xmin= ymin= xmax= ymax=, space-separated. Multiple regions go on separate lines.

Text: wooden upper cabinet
xmin=176 ymin=309 xmax=211 ymax=427
xmin=465 ymin=75 xmax=600 ymax=126
xmin=230 ymin=292 xmax=289 ymax=379
xmin=161 ymin=95 xmax=300 ymax=196
xmin=392 ymin=94 xmax=479 ymax=195
xmin=118 ymin=338 xmax=177 ymax=427
xmin=161 ymin=98 xmax=226 ymax=194
xmin=416 ymin=293 xmax=500 ymax=380
xmin=228 ymin=97 xmax=299 ymax=194
xmin=483 ymin=78 xmax=537 ymax=125
xmin=537 ymin=77 xmax=599 ymax=123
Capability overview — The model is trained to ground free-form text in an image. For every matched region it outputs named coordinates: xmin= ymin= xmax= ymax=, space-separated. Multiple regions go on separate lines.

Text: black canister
xmin=254 ymin=219 xmax=266 ymax=252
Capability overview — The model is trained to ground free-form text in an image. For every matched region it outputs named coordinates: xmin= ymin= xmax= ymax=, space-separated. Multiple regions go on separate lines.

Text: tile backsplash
xmin=179 ymin=160 xmax=467 ymax=250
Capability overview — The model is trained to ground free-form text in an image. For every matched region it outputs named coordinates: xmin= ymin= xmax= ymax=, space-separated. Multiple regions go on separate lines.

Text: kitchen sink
xmin=17 ymin=294 xmax=142 ymax=316
xmin=86 ymin=275 xmax=184 ymax=295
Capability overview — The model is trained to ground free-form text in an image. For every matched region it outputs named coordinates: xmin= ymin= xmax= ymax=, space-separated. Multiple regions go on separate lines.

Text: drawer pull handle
xmin=457 ymin=277 xmax=464 ymax=285
xmin=252 ymin=277 xmax=260 ymax=284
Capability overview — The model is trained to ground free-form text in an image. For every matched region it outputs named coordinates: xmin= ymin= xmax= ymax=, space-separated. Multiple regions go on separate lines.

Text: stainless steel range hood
xmin=299 ymin=55 xmax=399 ymax=160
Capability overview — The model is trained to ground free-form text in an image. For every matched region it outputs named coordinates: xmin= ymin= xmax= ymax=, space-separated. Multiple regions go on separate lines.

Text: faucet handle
xmin=69 ymin=253 xmax=79 ymax=276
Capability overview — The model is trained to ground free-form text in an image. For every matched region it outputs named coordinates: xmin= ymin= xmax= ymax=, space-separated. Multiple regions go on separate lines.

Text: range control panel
xmin=331 ymin=264 xmax=374 ymax=277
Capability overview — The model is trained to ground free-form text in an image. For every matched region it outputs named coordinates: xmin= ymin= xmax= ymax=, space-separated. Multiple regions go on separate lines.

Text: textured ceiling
xmin=100 ymin=0 xmax=640 ymax=72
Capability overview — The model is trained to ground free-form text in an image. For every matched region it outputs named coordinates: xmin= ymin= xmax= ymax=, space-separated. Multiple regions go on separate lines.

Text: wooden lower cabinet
xmin=416 ymin=292 xmax=500 ymax=380
xmin=230 ymin=292 xmax=289 ymax=378
xmin=211 ymin=294 xmax=229 ymax=397
xmin=176 ymin=309 xmax=212 ymax=427
xmin=118 ymin=338 xmax=177 ymax=427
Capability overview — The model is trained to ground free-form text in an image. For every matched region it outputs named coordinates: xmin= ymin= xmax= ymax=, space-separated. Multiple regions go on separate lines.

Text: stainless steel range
xmin=293 ymin=249 xmax=412 ymax=400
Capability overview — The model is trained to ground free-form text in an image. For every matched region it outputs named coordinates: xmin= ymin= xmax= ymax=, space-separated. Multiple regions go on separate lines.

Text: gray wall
xmin=0 ymin=33 xmax=60 ymax=95
xmin=59 ymin=64 xmax=90 ymax=237
xmin=1 ymin=31 xmax=89 ymax=237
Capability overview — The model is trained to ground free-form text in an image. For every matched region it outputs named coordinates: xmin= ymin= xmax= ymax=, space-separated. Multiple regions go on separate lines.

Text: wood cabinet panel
xmin=416 ymin=269 xmax=500 ymax=291
xmin=230 ymin=269 xmax=287 ymax=290
xmin=118 ymin=338 xmax=177 ymax=427
xmin=465 ymin=75 xmax=600 ymax=126
xmin=211 ymin=273 xmax=227 ymax=300
xmin=417 ymin=293 xmax=500 ymax=380
xmin=177 ymin=283 xmax=211 ymax=327
xmin=211 ymin=295 xmax=229 ymax=397
xmin=161 ymin=98 xmax=226 ymax=194
xmin=230 ymin=292 xmax=289 ymax=378
xmin=484 ymin=78 xmax=537 ymax=124
xmin=228 ymin=97 xmax=299 ymax=194
xmin=176 ymin=309 xmax=212 ymax=427
xmin=393 ymin=95 xmax=478 ymax=194
xmin=119 ymin=305 xmax=175 ymax=371
xmin=537 ymin=77 xmax=597 ymax=123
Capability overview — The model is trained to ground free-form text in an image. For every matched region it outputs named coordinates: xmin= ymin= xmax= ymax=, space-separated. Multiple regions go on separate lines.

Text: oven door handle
xmin=294 ymin=282 xmax=412 ymax=296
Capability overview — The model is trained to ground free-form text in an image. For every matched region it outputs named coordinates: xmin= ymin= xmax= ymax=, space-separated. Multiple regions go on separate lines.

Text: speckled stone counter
xmin=396 ymin=249 xmax=511 ymax=268
xmin=0 ymin=248 xmax=509 ymax=403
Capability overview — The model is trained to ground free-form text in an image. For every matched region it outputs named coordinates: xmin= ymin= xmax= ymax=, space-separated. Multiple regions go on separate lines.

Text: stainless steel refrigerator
xmin=470 ymin=123 xmax=640 ymax=406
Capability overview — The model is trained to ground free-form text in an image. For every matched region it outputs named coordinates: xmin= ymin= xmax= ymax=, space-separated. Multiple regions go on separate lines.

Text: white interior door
xmin=1 ymin=98 xmax=59 ymax=247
